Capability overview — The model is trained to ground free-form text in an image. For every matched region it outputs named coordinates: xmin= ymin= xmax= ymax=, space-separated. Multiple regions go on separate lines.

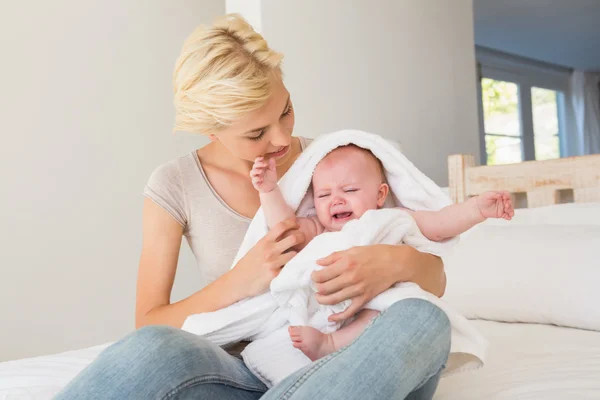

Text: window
xmin=481 ymin=78 xmax=522 ymax=165
xmin=477 ymin=47 xmax=570 ymax=165
xmin=531 ymin=87 xmax=560 ymax=161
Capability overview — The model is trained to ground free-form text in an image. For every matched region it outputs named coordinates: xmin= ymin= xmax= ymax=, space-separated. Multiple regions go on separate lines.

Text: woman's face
xmin=211 ymin=75 xmax=296 ymax=166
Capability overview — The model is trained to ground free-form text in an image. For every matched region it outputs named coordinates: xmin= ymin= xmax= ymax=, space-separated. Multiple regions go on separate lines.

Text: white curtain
xmin=567 ymin=71 xmax=600 ymax=156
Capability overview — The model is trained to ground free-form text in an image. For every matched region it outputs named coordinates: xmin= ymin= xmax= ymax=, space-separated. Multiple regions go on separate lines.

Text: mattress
xmin=0 ymin=344 xmax=109 ymax=399
xmin=434 ymin=320 xmax=600 ymax=400
xmin=2 ymin=320 xmax=599 ymax=399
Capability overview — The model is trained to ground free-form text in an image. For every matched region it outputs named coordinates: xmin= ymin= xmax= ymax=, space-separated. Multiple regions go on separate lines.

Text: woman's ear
xmin=208 ymin=134 xmax=218 ymax=142
xmin=377 ymin=183 xmax=390 ymax=207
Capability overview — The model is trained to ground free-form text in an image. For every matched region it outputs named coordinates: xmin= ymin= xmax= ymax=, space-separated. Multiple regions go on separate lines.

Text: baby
xmin=251 ymin=144 xmax=513 ymax=361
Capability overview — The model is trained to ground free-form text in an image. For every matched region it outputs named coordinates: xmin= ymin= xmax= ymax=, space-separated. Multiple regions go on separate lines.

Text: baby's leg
xmin=288 ymin=309 xmax=379 ymax=361
xmin=331 ymin=309 xmax=379 ymax=348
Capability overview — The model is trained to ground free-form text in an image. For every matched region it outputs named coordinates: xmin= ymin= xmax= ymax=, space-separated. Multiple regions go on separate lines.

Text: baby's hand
xmin=476 ymin=190 xmax=515 ymax=220
xmin=250 ymin=156 xmax=278 ymax=193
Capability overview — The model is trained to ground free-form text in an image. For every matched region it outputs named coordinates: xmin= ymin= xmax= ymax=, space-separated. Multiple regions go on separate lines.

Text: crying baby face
xmin=311 ymin=145 xmax=389 ymax=232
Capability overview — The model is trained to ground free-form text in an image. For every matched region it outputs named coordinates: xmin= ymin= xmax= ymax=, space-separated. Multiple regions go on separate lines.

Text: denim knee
xmin=104 ymin=325 xmax=216 ymax=366
xmin=385 ymin=299 xmax=451 ymax=365
xmin=107 ymin=325 xmax=179 ymax=352
xmin=127 ymin=325 xmax=183 ymax=347
xmin=386 ymin=298 xmax=450 ymax=331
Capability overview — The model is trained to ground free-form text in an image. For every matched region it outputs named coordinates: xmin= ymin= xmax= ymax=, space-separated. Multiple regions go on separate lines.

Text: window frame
xmin=476 ymin=47 xmax=571 ymax=165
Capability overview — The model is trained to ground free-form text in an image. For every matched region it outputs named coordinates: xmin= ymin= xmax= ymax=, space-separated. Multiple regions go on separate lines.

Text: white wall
xmin=259 ymin=0 xmax=480 ymax=185
xmin=226 ymin=0 xmax=262 ymax=32
xmin=0 ymin=0 xmax=224 ymax=361
xmin=0 ymin=0 xmax=479 ymax=362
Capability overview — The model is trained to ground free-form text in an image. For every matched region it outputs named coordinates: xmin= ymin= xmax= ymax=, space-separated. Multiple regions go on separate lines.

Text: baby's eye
xmin=344 ymin=188 xmax=358 ymax=193
xmin=317 ymin=193 xmax=330 ymax=198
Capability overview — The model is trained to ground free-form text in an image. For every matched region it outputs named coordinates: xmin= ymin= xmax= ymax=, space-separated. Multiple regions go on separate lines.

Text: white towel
xmin=269 ymin=208 xmax=445 ymax=332
xmin=182 ymin=130 xmax=487 ymax=386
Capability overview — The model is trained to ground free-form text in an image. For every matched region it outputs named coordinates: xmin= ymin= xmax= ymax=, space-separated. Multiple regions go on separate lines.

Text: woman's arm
xmin=312 ymin=244 xmax=445 ymax=322
xmin=135 ymin=199 xmax=304 ymax=329
xmin=136 ymin=199 xmax=248 ymax=328
xmin=386 ymin=245 xmax=446 ymax=296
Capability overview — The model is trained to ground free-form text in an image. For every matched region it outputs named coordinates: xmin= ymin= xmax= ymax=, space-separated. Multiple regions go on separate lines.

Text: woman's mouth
xmin=268 ymin=145 xmax=290 ymax=159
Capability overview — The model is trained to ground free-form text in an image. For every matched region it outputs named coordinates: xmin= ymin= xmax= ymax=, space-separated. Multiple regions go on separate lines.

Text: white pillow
xmin=443 ymin=202 xmax=600 ymax=331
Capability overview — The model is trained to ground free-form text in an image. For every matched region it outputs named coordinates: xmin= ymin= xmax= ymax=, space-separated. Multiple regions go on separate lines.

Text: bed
xmin=435 ymin=153 xmax=600 ymax=399
xmin=435 ymin=320 xmax=600 ymax=399
xmin=1 ymin=154 xmax=599 ymax=399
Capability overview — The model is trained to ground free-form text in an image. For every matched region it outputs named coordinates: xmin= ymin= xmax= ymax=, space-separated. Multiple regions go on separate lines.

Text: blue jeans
xmin=55 ymin=299 xmax=450 ymax=399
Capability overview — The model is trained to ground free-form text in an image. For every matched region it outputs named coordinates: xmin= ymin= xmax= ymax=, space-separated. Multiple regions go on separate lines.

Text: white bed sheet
xmin=434 ymin=320 xmax=600 ymax=400
xmin=2 ymin=320 xmax=599 ymax=399
xmin=0 ymin=344 xmax=109 ymax=400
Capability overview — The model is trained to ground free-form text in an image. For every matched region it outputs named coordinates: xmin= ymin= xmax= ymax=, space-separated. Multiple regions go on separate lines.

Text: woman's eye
xmin=249 ymin=131 xmax=265 ymax=141
xmin=281 ymin=104 xmax=293 ymax=117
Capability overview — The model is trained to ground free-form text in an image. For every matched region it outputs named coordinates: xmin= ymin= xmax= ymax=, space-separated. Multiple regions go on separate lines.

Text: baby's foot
xmin=288 ymin=325 xmax=336 ymax=361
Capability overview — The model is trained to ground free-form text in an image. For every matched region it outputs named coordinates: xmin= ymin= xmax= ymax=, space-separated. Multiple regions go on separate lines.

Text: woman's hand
xmin=312 ymin=244 xmax=443 ymax=322
xmin=312 ymin=245 xmax=398 ymax=322
xmin=235 ymin=218 xmax=305 ymax=298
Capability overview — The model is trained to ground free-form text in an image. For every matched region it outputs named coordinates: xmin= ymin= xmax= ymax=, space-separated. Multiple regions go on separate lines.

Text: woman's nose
xmin=268 ymin=123 xmax=291 ymax=147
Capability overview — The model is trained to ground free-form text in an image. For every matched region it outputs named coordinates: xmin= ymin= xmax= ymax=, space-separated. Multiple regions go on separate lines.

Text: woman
xmin=56 ymin=14 xmax=450 ymax=400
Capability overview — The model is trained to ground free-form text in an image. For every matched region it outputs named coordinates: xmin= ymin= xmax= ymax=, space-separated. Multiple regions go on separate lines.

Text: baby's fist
xmin=250 ymin=156 xmax=277 ymax=193
xmin=476 ymin=190 xmax=515 ymax=220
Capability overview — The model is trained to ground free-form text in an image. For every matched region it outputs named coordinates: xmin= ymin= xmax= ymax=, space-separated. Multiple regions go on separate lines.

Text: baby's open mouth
xmin=333 ymin=212 xmax=353 ymax=220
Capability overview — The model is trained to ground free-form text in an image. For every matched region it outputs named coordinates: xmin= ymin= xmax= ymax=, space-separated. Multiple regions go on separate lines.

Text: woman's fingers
xmin=316 ymin=251 xmax=342 ymax=267
xmin=312 ymin=258 xmax=345 ymax=283
xmin=314 ymin=274 xmax=352 ymax=296
xmin=315 ymin=284 xmax=363 ymax=306
xmin=266 ymin=218 xmax=299 ymax=242
xmin=329 ymin=300 xmax=365 ymax=322
xmin=274 ymin=231 xmax=305 ymax=255
xmin=271 ymin=250 xmax=298 ymax=270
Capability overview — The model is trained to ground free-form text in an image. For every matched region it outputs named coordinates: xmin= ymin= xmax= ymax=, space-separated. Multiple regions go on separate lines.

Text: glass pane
xmin=481 ymin=78 xmax=520 ymax=137
xmin=534 ymin=135 xmax=560 ymax=161
xmin=532 ymin=87 xmax=560 ymax=160
xmin=485 ymin=135 xmax=523 ymax=165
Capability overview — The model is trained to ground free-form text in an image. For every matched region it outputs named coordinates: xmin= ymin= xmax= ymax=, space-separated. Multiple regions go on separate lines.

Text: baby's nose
xmin=332 ymin=195 xmax=345 ymax=205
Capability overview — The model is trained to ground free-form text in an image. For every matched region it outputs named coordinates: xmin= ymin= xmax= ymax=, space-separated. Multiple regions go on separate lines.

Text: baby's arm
xmin=250 ymin=157 xmax=321 ymax=247
xmin=406 ymin=191 xmax=514 ymax=241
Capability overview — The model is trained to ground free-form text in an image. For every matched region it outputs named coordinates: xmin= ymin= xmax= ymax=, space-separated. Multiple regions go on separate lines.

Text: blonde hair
xmin=173 ymin=14 xmax=283 ymax=135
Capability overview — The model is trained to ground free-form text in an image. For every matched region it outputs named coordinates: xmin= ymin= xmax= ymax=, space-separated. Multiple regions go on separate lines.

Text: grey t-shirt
xmin=143 ymin=137 xmax=311 ymax=286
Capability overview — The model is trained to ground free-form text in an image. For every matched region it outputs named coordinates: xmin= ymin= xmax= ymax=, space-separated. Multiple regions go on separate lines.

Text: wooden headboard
xmin=448 ymin=154 xmax=600 ymax=207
